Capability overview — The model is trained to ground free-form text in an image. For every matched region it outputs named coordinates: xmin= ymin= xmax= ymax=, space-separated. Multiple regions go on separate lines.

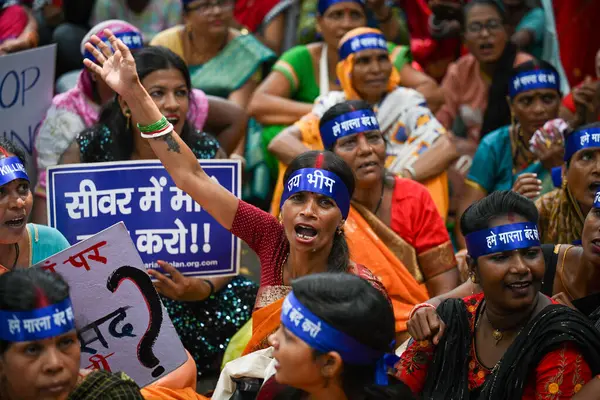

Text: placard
xmin=33 ymin=223 xmax=188 ymax=387
xmin=0 ymin=45 xmax=56 ymax=183
xmin=47 ymin=159 xmax=241 ymax=277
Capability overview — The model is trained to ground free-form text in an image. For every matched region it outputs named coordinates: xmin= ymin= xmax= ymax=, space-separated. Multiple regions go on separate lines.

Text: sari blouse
xmin=466 ymin=125 xmax=551 ymax=195
xmin=396 ymin=293 xmax=591 ymax=399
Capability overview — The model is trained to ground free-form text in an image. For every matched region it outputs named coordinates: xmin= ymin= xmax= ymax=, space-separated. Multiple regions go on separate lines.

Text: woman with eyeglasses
xmin=436 ymin=0 xmax=532 ymax=141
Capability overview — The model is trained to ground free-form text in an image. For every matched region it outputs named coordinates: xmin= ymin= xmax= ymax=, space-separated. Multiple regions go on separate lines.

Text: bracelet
xmin=137 ymin=116 xmax=169 ymax=133
xmin=408 ymin=303 xmax=436 ymax=320
xmin=140 ymin=123 xmax=174 ymax=139
xmin=202 ymin=279 xmax=215 ymax=298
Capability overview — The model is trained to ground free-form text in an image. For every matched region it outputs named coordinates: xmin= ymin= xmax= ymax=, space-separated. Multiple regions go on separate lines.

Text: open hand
xmin=148 ymin=261 xmax=211 ymax=301
xmin=407 ymin=306 xmax=445 ymax=345
xmin=83 ymin=29 xmax=140 ymax=99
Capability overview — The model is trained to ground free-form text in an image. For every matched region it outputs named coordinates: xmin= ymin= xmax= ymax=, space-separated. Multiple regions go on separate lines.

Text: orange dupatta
xmin=242 ymin=297 xmax=286 ymax=356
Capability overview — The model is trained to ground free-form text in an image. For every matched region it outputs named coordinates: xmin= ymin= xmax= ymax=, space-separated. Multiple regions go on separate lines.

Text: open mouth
xmin=4 ymin=217 xmax=25 ymax=228
xmin=479 ymin=42 xmax=494 ymax=53
xmin=506 ymin=281 xmax=531 ymax=290
xmin=166 ymin=116 xmax=180 ymax=126
xmin=358 ymin=160 xmax=379 ymax=170
xmin=294 ymin=224 xmax=318 ymax=241
xmin=589 ymin=181 xmax=600 ymax=193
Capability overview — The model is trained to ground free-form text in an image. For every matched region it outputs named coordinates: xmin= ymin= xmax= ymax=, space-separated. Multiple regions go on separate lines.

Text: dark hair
xmin=283 ymin=151 xmax=355 ymax=272
xmin=88 ymin=46 xmax=196 ymax=160
xmin=0 ymin=269 xmax=71 ymax=353
xmin=276 ymin=273 xmax=414 ymax=400
xmin=460 ymin=190 xmax=539 ymax=237
xmin=319 ymin=100 xmax=374 ymax=151
xmin=462 ymin=0 xmax=519 ymax=137
xmin=0 ymin=137 xmax=27 ymax=167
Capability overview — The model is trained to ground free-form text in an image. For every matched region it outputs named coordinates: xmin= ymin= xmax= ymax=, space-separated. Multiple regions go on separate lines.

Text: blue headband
xmin=509 ymin=69 xmax=560 ymax=99
xmin=281 ymin=291 xmax=398 ymax=384
xmin=84 ymin=31 xmax=144 ymax=61
xmin=318 ymin=0 xmax=365 ymax=15
xmin=564 ymin=127 xmax=600 ymax=162
xmin=465 ymin=222 xmax=540 ymax=259
xmin=0 ymin=156 xmax=28 ymax=187
xmin=339 ymin=32 xmax=387 ymax=61
xmin=320 ymin=109 xmax=380 ymax=149
xmin=0 ymin=298 xmax=76 ymax=342
xmin=280 ymin=168 xmax=351 ymax=219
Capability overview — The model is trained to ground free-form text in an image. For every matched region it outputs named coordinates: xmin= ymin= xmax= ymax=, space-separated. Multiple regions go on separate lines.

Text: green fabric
xmin=273 ymin=45 xmax=319 ymax=103
xmin=516 ymin=7 xmax=545 ymax=60
xmin=189 ymin=34 xmax=275 ymax=97
xmin=467 ymin=126 xmax=552 ymax=194
xmin=29 ymin=224 xmax=70 ymax=265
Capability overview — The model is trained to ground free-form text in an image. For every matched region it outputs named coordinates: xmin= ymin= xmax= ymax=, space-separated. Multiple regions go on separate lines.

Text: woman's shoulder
xmin=278 ymin=43 xmax=314 ymax=64
xmin=150 ymin=25 xmax=185 ymax=45
xmin=183 ymin=129 xmax=221 ymax=160
xmin=28 ymin=224 xmax=69 ymax=245
xmin=392 ymin=176 xmax=430 ymax=202
xmin=479 ymin=125 xmax=511 ymax=146
xmin=73 ymin=370 xmax=143 ymax=399
xmin=27 ymin=224 xmax=70 ymax=264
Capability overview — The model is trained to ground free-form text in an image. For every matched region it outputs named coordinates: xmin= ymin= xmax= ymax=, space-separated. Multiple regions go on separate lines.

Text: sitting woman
xmin=250 ymin=0 xmax=444 ymax=181
xmin=437 ymin=0 xmax=533 ymax=141
xmin=455 ymin=60 xmax=565 ymax=247
xmin=304 ymin=100 xmax=459 ymax=338
xmin=60 ymin=45 xmax=255 ymax=379
xmin=261 ymin=273 xmax=415 ymax=399
xmin=269 ymin=27 xmax=458 ymax=218
xmin=396 ymin=190 xmax=600 ymax=399
xmin=0 ymin=138 xmax=69 ymax=272
xmin=0 ymin=268 xmax=144 ymax=399
xmin=536 ymin=122 xmax=600 ymax=244
xmin=33 ymin=19 xmax=245 ymax=224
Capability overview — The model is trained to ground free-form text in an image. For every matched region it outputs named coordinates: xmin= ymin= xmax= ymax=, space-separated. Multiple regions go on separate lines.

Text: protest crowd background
xmin=2 ymin=0 xmax=600 ymax=399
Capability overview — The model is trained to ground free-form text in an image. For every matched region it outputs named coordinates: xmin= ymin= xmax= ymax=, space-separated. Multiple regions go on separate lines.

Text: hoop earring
xmin=124 ymin=109 xmax=132 ymax=130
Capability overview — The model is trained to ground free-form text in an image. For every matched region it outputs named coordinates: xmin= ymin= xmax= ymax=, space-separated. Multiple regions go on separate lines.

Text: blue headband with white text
xmin=318 ymin=0 xmax=365 ymax=15
xmin=281 ymin=291 xmax=398 ymax=384
xmin=281 ymin=168 xmax=351 ymax=219
xmin=564 ymin=127 xmax=600 ymax=162
xmin=0 ymin=298 xmax=76 ymax=342
xmin=84 ymin=31 xmax=144 ymax=62
xmin=509 ymin=69 xmax=560 ymax=99
xmin=465 ymin=222 xmax=540 ymax=259
xmin=320 ymin=109 xmax=380 ymax=149
xmin=0 ymin=156 xmax=28 ymax=187
xmin=339 ymin=32 xmax=387 ymax=61
xmin=594 ymin=191 xmax=600 ymax=209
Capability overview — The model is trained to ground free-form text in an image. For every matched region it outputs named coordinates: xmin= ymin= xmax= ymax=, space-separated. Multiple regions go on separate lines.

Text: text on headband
xmin=0 ymin=156 xmax=29 ymax=187
xmin=320 ymin=109 xmax=380 ymax=149
xmin=465 ymin=222 xmax=540 ymax=259
xmin=280 ymin=168 xmax=351 ymax=219
xmin=564 ymin=127 xmax=600 ymax=162
xmin=0 ymin=298 xmax=76 ymax=342
xmin=339 ymin=32 xmax=387 ymax=61
xmin=318 ymin=0 xmax=365 ymax=15
xmin=509 ymin=69 xmax=559 ymax=99
xmin=281 ymin=291 xmax=383 ymax=364
xmin=84 ymin=31 xmax=144 ymax=61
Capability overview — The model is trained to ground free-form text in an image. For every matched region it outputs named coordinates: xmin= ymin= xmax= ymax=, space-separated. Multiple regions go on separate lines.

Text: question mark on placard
xmin=107 ymin=266 xmax=165 ymax=378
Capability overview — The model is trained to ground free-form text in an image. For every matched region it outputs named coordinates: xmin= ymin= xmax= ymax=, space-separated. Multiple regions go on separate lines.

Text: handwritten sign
xmin=33 ymin=223 xmax=187 ymax=387
xmin=46 ymin=160 xmax=241 ymax=277
xmin=0 ymin=45 xmax=56 ymax=183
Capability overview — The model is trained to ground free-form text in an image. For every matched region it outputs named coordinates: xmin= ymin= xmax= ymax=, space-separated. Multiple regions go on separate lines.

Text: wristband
xmin=140 ymin=123 xmax=174 ymax=139
xmin=137 ymin=116 xmax=169 ymax=133
xmin=408 ymin=303 xmax=436 ymax=320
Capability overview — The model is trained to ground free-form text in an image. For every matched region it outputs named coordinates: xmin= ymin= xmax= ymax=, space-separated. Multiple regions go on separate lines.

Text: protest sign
xmin=33 ymin=222 xmax=188 ymax=387
xmin=0 ymin=45 xmax=56 ymax=182
xmin=47 ymin=159 xmax=241 ymax=277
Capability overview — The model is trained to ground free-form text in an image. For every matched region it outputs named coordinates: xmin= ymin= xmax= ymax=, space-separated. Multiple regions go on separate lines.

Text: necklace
xmin=373 ymin=180 xmax=385 ymax=215
xmin=475 ymin=301 xmax=526 ymax=346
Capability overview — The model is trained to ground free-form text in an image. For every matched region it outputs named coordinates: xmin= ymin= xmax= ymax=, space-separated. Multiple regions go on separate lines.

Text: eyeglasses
xmin=466 ymin=19 xmax=503 ymax=35
xmin=187 ymin=0 xmax=234 ymax=13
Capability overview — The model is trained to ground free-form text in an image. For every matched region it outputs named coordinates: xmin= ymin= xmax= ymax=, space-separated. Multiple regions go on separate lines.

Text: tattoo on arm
xmin=155 ymin=134 xmax=181 ymax=154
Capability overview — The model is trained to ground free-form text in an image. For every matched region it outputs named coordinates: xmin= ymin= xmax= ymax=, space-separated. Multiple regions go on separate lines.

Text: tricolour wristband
xmin=140 ymin=123 xmax=174 ymax=139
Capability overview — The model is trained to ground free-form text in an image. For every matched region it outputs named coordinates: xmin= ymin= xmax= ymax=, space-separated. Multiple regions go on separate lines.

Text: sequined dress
xmin=77 ymin=125 xmax=258 ymax=377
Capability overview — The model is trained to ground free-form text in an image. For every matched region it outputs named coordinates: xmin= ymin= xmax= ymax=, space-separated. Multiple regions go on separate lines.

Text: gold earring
xmin=124 ymin=109 xmax=132 ymax=130
xmin=470 ymin=273 xmax=476 ymax=283
xmin=561 ymin=176 xmax=568 ymax=189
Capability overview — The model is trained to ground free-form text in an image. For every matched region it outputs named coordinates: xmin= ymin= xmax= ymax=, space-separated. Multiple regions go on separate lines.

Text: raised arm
xmin=84 ymin=30 xmax=239 ymax=230
xmin=268 ymin=123 xmax=311 ymax=165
